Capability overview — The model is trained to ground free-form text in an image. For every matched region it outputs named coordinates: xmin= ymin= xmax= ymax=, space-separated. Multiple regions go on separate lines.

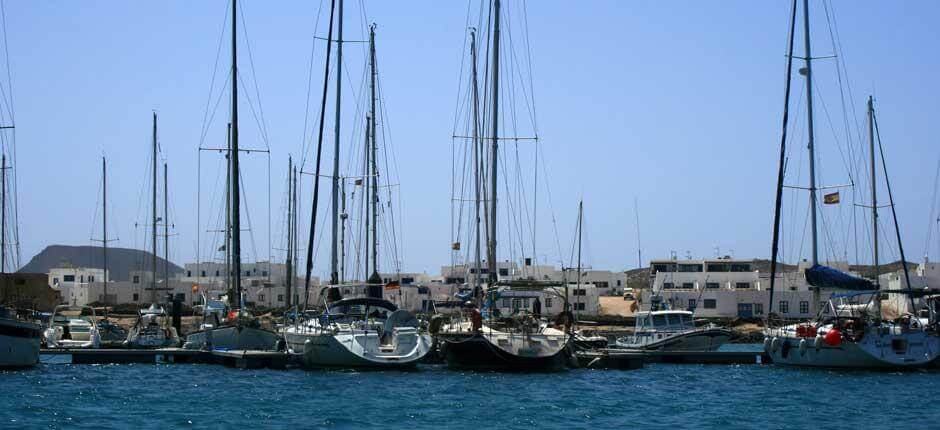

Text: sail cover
xmin=805 ymin=264 xmax=876 ymax=291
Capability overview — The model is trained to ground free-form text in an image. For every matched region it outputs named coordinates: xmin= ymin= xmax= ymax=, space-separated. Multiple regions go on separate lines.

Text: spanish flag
xmin=824 ymin=192 xmax=840 ymax=204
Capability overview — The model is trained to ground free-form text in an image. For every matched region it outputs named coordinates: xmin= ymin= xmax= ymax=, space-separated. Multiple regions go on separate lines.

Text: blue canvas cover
xmin=805 ymin=264 xmax=876 ymax=291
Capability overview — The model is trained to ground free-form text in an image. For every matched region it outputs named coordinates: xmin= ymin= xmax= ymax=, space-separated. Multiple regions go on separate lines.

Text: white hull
xmin=765 ymin=326 xmax=940 ymax=368
xmin=616 ymin=327 xmax=732 ymax=351
xmin=285 ymin=327 xmax=431 ymax=369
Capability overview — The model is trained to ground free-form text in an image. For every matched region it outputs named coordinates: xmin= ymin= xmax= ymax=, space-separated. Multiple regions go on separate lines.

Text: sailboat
xmin=436 ymin=0 xmax=573 ymax=371
xmin=762 ymin=0 xmax=939 ymax=368
xmin=283 ymin=2 xmax=431 ymax=368
xmin=184 ymin=0 xmax=281 ymax=352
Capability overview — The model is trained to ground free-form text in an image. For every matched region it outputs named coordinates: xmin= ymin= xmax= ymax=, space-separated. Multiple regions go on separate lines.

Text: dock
xmin=40 ymin=348 xmax=294 ymax=369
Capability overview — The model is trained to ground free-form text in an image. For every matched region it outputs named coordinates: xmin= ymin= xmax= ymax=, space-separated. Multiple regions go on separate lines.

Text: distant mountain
xmin=18 ymin=245 xmax=184 ymax=281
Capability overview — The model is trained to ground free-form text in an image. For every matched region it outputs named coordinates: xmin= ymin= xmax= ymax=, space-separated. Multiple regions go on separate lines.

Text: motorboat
xmin=124 ymin=304 xmax=179 ymax=349
xmin=96 ymin=318 xmax=128 ymax=348
xmin=0 ymin=306 xmax=42 ymax=368
xmin=284 ymin=297 xmax=431 ymax=369
xmin=44 ymin=305 xmax=100 ymax=349
xmin=614 ymin=310 xmax=731 ymax=351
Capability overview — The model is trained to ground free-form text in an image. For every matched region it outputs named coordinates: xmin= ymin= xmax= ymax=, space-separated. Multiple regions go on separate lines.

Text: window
xmin=705 ymin=282 xmax=719 ymax=289
xmin=512 ymin=298 xmax=521 ymax=310
xmin=499 ymin=268 xmax=509 ymax=277
xmin=187 ymin=270 xmax=192 ymax=277
xmin=703 ymin=299 xmax=717 ymax=309
xmin=469 ymin=268 xmax=476 ymax=274
xmin=80 ymin=275 xmax=84 ymax=283
xmin=573 ymin=289 xmax=587 ymax=296
xmin=215 ymin=270 xmax=220 ymax=277
xmin=245 ymin=271 xmax=250 ymax=276
xmin=545 ymin=298 xmax=553 ymax=308
xmin=133 ymin=275 xmax=140 ymax=284
xmin=574 ymin=303 xmax=586 ymax=311
xmin=502 ymin=298 xmax=511 ymax=308
xmin=259 ymin=294 xmax=265 ymax=302
xmin=402 ymin=277 xmax=415 ymax=285
xmin=678 ymin=264 xmax=703 ymax=272
xmin=616 ymin=280 xmax=622 ymax=286
xmin=779 ymin=301 xmax=789 ymax=314
xmin=730 ymin=264 xmax=751 ymax=272
xmin=277 ymin=294 xmax=284 ymax=302
xmin=201 ymin=271 xmax=206 ymax=277
xmin=735 ymin=282 xmax=751 ymax=289
xmin=88 ymin=276 xmax=95 ymax=282
xmin=662 ymin=282 xmax=675 ymax=290
xmin=754 ymin=303 xmax=763 ymax=316
xmin=682 ymin=282 xmax=694 ymax=289
xmin=820 ymin=302 xmax=829 ymax=314
xmin=652 ymin=264 xmax=676 ymax=273
xmin=262 ymin=271 xmax=268 ymax=277
xmin=133 ymin=293 xmax=139 ymax=301
xmin=706 ymin=263 xmax=729 ymax=272
xmin=596 ymin=281 xmax=609 ymax=289
xmin=688 ymin=299 xmax=697 ymax=310
xmin=64 ymin=275 xmax=75 ymax=282
xmin=799 ymin=301 xmax=809 ymax=314
xmin=53 ymin=277 xmax=59 ymax=285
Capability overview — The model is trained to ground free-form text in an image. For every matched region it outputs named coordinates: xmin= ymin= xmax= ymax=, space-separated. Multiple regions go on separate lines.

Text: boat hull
xmin=441 ymin=332 xmax=572 ymax=371
xmin=0 ymin=320 xmax=41 ymax=368
xmin=615 ymin=327 xmax=732 ymax=351
xmin=286 ymin=329 xmax=431 ymax=369
xmin=183 ymin=325 xmax=281 ymax=351
xmin=765 ymin=328 xmax=940 ymax=369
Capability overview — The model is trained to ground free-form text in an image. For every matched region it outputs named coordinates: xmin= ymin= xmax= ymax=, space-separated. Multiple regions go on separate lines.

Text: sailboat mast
xmin=225 ymin=123 xmax=231 ymax=295
xmin=576 ymin=200 xmax=583 ymax=317
xmin=487 ymin=0 xmax=501 ymax=285
xmin=164 ymin=163 xmax=169 ymax=288
xmin=470 ymin=29 xmax=482 ymax=289
xmin=369 ymin=24 xmax=379 ymax=283
xmin=768 ymin=0 xmax=798 ymax=317
xmin=363 ymin=117 xmax=371 ymax=280
xmin=231 ymin=0 xmax=242 ymax=309
xmin=286 ymin=156 xmax=293 ymax=308
xmin=329 ymin=0 xmax=344 ymax=285
xmin=292 ymin=165 xmax=299 ymax=304
xmin=1 ymin=154 xmax=5 ymax=275
xmin=151 ymin=112 xmax=158 ymax=303
xmin=102 ymin=156 xmax=108 ymax=302
xmin=802 ymin=0 xmax=819 ymax=267
xmin=868 ymin=96 xmax=878 ymax=285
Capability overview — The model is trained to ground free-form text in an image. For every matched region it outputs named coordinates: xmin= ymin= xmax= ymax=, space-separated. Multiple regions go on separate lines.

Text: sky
xmin=2 ymin=0 xmax=939 ymax=278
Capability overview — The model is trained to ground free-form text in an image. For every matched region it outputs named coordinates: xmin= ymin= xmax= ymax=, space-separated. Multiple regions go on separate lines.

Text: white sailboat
xmin=762 ymin=0 xmax=939 ymax=368
xmin=184 ymin=0 xmax=280 ymax=352
xmin=125 ymin=303 xmax=179 ymax=349
xmin=283 ymin=1 xmax=430 ymax=368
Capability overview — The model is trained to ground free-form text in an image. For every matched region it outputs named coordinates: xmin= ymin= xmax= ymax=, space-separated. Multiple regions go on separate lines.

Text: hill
xmin=18 ymin=245 xmax=184 ymax=281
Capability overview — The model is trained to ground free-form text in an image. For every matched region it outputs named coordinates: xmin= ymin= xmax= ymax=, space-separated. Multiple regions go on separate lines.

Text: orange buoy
xmin=824 ymin=329 xmax=842 ymax=346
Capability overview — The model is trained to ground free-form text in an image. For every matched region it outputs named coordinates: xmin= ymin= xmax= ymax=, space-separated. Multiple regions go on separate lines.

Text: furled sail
xmin=804 ymin=264 xmax=876 ymax=291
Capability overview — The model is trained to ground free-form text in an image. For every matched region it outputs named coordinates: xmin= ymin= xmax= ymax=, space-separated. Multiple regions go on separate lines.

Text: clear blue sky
xmin=3 ymin=1 xmax=939 ymax=277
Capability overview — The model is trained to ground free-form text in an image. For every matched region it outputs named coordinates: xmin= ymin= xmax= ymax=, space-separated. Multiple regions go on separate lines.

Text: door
xmin=737 ymin=303 xmax=753 ymax=318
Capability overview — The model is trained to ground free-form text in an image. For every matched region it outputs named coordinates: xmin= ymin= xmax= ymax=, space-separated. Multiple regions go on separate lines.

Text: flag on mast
xmin=824 ymin=192 xmax=840 ymax=204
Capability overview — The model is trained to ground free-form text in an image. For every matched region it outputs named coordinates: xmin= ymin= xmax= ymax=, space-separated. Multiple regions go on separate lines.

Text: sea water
xmin=1 ymin=349 xmax=938 ymax=429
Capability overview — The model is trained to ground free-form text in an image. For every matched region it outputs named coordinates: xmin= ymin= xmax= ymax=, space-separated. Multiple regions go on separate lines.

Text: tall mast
xmin=1 ymin=154 xmax=5 ymax=275
xmin=329 ymin=0 xmax=344 ymax=285
xmin=368 ymin=24 xmax=380 ymax=284
xmin=225 ymin=123 xmax=231 ymax=295
xmin=292 ymin=165 xmax=299 ymax=304
xmin=340 ymin=176 xmax=346 ymax=283
xmin=767 ymin=0 xmax=798 ymax=317
xmin=470 ymin=29 xmax=482 ymax=289
xmin=303 ymin=0 xmax=337 ymax=310
xmin=164 ymin=162 xmax=169 ymax=289
xmin=285 ymin=156 xmax=293 ymax=308
xmin=231 ymin=0 xmax=242 ymax=309
xmin=151 ymin=112 xmax=158 ymax=303
xmin=576 ymin=200 xmax=583 ymax=318
xmin=868 ymin=96 xmax=878 ymax=285
xmin=802 ymin=0 xmax=819 ymax=267
xmin=363 ymin=117 xmax=371 ymax=281
xmin=102 ymin=156 xmax=108 ymax=303
xmin=487 ymin=0 xmax=501 ymax=285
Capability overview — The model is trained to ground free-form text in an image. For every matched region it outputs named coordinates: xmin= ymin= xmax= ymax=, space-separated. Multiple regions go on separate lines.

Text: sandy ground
xmin=598 ymin=297 xmax=637 ymax=317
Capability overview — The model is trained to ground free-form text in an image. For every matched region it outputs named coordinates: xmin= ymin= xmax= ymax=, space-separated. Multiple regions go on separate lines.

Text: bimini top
xmin=805 ymin=264 xmax=876 ymax=291
xmin=328 ymin=297 xmax=397 ymax=314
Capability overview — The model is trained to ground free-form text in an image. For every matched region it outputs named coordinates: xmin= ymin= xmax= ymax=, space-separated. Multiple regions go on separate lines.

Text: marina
xmin=2 ymin=0 xmax=940 ymax=428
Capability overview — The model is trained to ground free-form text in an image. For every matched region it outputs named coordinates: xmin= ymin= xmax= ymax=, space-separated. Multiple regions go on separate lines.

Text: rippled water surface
xmin=2 ymin=350 xmax=938 ymax=429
